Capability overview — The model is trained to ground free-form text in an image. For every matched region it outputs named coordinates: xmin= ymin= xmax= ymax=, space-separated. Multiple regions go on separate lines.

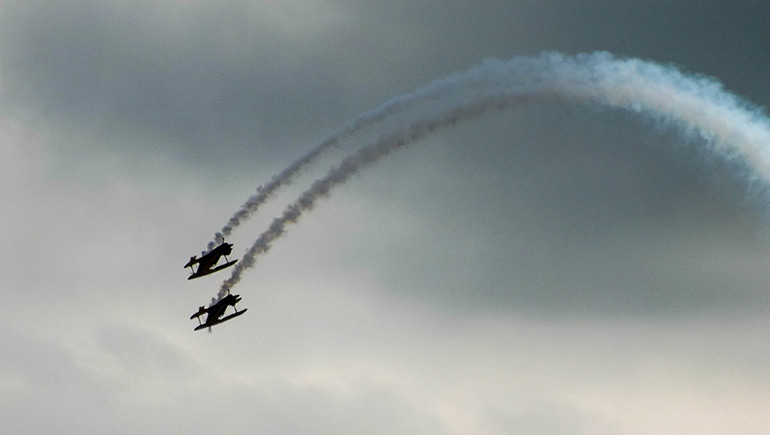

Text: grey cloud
xmin=2 ymin=1 xmax=769 ymax=173
xmin=0 ymin=331 xmax=115 ymax=434
xmin=319 ymin=102 xmax=770 ymax=318
xmin=3 ymin=1 xmax=770 ymax=433
xmin=0 ymin=1 xmax=354 ymax=169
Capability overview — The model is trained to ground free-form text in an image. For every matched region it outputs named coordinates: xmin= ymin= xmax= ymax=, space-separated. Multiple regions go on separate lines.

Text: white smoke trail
xmin=206 ymin=62 xmax=501 ymax=251
xmin=214 ymin=51 xmax=770 ymax=301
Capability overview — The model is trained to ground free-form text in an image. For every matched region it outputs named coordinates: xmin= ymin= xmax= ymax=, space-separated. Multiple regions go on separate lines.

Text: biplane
xmin=184 ymin=241 xmax=238 ymax=280
xmin=190 ymin=290 xmax=247 ymax=331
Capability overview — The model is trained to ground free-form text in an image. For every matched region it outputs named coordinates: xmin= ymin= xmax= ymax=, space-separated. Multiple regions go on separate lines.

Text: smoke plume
xmin=206 ymin=62 xmax=499 ymax=251
xmin=214 ymin=51 xmax=770 ymax=302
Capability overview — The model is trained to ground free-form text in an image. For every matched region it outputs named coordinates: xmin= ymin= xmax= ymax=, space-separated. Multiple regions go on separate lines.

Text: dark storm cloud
xmin=4 ymin=1 xmax=770 ymax=433
xmin=310 ymin=1 xmax=770 ymax=318
xmin=318 ymin=1 xmax=770 ymax=101
xmin=2 ymin=0 xmax=768 ymax=170
xmin=329 ymin=102 xmax=770 ymax=318
xmin=2 ymin=0 xmax=762 ymax=319
xmin=0 ymin=0 xmax=357 ymax=168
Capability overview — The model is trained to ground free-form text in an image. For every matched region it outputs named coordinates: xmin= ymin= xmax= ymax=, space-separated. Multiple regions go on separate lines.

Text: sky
xmin=2 ymin=1 xmax=770 ymax=433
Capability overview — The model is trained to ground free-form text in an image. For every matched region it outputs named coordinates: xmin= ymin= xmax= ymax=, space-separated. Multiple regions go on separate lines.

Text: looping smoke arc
xmin=206 ymin=60 xmax=497 ymax=252
xmin=213 ymin=51 xmax=770 ymax=302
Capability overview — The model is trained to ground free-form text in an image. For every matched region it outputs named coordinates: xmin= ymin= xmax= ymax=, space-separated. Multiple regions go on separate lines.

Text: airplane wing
xmin=187 ymin=259 xmax=238 ymax=280
xmin=194 ymin=308 xmax=247 ymax=331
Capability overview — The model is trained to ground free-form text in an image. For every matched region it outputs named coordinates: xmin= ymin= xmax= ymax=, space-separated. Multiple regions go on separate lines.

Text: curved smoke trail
xmin=207 ymin=61 xmax=500 ymax=251
xmin=214 ymin=51 xmax=770 ymax=301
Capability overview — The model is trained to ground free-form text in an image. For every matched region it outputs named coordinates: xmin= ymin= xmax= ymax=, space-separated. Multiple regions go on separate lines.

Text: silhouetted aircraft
xmin=190 ymin=290 xmax=247 ymax=331
xmin=184 ymin=241 xmax=238 ymax=280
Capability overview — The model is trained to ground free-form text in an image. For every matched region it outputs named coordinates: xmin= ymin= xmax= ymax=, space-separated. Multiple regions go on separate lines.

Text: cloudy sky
xmin=3 ymin=1 xmax=770 ymax=434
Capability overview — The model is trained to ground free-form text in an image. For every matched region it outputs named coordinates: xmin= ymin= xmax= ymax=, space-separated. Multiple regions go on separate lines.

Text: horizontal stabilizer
xmin=189 ymin=306 xmax=207 ymax=320
xmin=184 ymin=256 xmax=198 ymax=268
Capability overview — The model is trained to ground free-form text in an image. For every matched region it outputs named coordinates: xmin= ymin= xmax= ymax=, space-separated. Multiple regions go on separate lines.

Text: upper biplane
xmin=190 ymin=290 xmax=247 ymax=331
xmin=184 ymin=241 xmax=238 ymax=280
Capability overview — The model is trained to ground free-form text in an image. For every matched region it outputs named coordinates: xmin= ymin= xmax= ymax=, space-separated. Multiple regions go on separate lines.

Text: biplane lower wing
xmin=194 ymin=308 xmax=248 ymax=331
xmin=187 ymin=259 xmax=239 ymax=280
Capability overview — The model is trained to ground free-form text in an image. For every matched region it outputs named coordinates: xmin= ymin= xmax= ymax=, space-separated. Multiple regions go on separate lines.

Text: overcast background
xmin=2 ymin=1 xmax=770 ymax=434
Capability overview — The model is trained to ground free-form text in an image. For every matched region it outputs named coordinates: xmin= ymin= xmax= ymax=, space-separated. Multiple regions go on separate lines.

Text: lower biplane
xmin=184 ymin=241 xmax=238 ymax=280
xmin=190 ymin=290 xmax=247 ymax=331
